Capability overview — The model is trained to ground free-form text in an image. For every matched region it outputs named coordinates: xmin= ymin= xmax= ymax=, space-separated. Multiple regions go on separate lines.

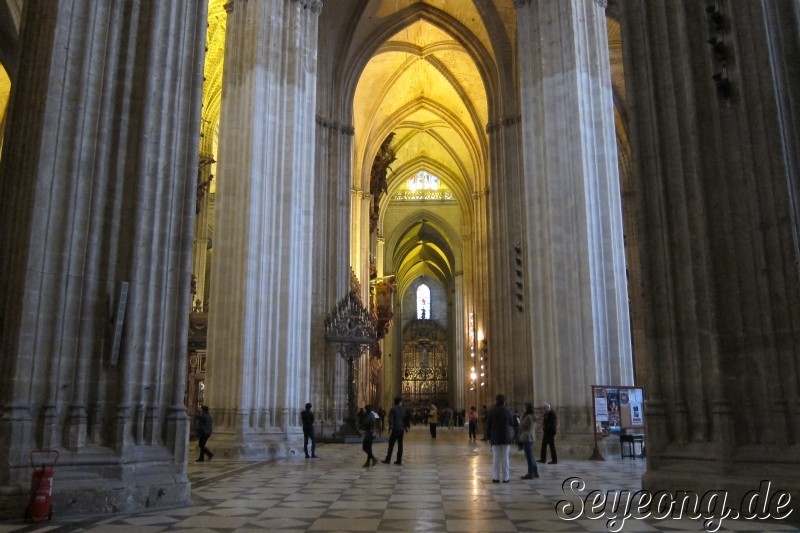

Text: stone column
xmin=620 ymin=0 xmax=800 ymax=510
xmin=205 ymin=0 xmax=321 ymax=457
xmin=351 ymin=190 xmax=372 ymax=293
xmin=376 ymin=236 xmax=385 ymax=278
xmin=486 ymin=113 xmax=531 ymax=407
xmin=516 ymin=0 xmax=633 ymax=452
xmin=311 ymin=115 xmax=352 ymax=428
xmin=193 ymin=152 xmax=214 ymax=311
xmin=0 ymin=1 xmax=206 ymax=517
xmin=452 ymin=274 xmax=465 ymax=409
xmin=468 ymin=189 xmax=490 ymax=401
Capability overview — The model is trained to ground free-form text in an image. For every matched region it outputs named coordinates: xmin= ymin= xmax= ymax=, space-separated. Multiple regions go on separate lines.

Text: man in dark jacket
xmin=382 ymin=396 xmax=406 ymax=465
xmin=195 ymin=405 xmax=214 ymax=462
xmin=301 ymin=403 xmax=318 ymax=458
xmin=486 ymin=394 xmax=514 ymax=483
xmin=540 ymin=403 xmax=557 ymax=464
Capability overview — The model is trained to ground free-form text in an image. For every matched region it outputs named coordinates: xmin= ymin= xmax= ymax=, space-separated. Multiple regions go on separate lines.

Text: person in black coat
xmin=486 ymin=394 xmax=514 ymax=483
xmin=301 ymin=403 xmax=318 ymax=458
xmin=361 ymin=405 xmax=378 ymax=467
xmin=195 ymin=405 xmax=214 ymax=462
xmin=540 ymin=403 xmax=558 ymax=464
xmin=382 ymin=396 xmax=406 ymax=465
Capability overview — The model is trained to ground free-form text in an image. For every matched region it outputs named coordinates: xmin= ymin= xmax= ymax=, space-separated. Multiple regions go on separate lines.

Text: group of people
xmin=366 ymin=394 xmax=558 ymax=479
xmin=193 ymin=396 xmax=558 ymax=482
xmin=486 ymin=395 xmax=558 ymax=482
xmin=360 ymin=398 xmax=406 ymax=467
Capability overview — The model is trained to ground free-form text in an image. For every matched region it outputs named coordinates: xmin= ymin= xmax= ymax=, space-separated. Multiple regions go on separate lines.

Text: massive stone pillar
xmin=0 ymin=1 xmax=206 ymax=517
xmin=466 ymin=189 xmax=492 ymax=410
xmin=193 ymin=152 xmax=215 ymax=311
xmin=310 ymin=18 xmax=353 ymax=426
xmin=516 ymin=0 xmax=633 ymax=454
xmin=205 ymin=0 xmax=321 ymax=457
xmin=620 ymin=0 xmax=800 ymax=512
xmin=452 ymin=273 xmax=465 ymax=410
xmin=310 ymin=114 xmax=352 ymax=427
xmin=486 ymin=113 xmax=530 ymax=410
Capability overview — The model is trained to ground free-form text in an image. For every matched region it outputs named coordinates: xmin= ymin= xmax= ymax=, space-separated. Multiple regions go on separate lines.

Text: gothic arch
xmin=380 ymin=156 xmax=475 ymax=221
xmin=384 ymin=212 xmax=460 ymax=297
xmin=339 ymin=3 xmax=501 ymax=124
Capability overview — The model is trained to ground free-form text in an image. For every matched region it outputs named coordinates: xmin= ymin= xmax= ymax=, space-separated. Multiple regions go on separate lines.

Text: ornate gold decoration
xmin=368 ymin=133 xmax=396 ymax=234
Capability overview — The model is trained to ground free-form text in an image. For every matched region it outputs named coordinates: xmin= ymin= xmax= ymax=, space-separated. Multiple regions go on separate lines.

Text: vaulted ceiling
xmin=352 ymin=19 xmax=488 ymax=200
xmin=199 ymin=0 xmax=628 ymax=301
xmin=353 ymin=16 xmax=489 ymax=295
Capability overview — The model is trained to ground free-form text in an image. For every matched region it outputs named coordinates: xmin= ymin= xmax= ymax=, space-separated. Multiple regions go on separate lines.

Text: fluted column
xmin=620 ymin=0 xmax=800 ymax=508
xmin=206 ymin=0 xmax=321 ymax=456
xmin=376 ymin=236 xmax=386 ymax=278
xmin=452 ymin=274 xmax=465 ymax=409
xmin=0 ymin=0 xmax=206 ymax=517
xmin=193 ymin=153 xmax=214 ymax=310
xmin=516 ymin=0 xmax=633 ymax=445
xmin=486 ymin=113 xmax=530 ymax=408
xmin=311 ymin=115 xmax=352 ymax=427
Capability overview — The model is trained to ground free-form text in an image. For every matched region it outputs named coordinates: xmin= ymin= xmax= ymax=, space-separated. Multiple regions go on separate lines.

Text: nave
xmin=0 ymin=427 xmax=795 ymax=533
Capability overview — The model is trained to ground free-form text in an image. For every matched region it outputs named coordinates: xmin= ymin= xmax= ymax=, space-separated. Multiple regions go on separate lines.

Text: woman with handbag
xmin=519 ymin=403 xmax=539 ymax=479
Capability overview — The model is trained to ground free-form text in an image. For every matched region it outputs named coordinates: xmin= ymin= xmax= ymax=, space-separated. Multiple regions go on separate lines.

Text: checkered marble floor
xmin=1 ymin=426 xmax=797 ymax=532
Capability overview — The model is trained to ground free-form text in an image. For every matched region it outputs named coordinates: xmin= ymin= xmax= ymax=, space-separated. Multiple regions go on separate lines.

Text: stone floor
xmin=0 ymin=426 xmax=797 ymax=532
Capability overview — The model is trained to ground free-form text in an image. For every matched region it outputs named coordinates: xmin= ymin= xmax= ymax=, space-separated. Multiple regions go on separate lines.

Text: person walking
xmin=301 ymin=403 xmax=318 ymax=459
xmin=427 ymin=403 xmax=438 ymax=438
xmin=519 ymin=402 xmax=539 ymax=479
xmin=486 ymin=394 xmax=514 ymax=483
xmin=467 ymin=406 xmax=478 ymax=441
xmin=195 ymin=405 xmax=214 ymax=462
xmin=540 ymin=403 xmax=558 ymax=464
xmin=361 ymin=405 xmax=378 ymax=467
xmin=382 ymin=396 xmax=406 ymax=465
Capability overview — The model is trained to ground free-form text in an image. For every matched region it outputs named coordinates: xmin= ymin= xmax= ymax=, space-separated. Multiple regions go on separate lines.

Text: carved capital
xmin=485 ymin=114 xmax=521 ymax=134
xmin=595 ymin=0 xmax=608 ymax=8
xmin=316 ymin=115 xmax=355 ymax=136
xmin=290 ymin=0 xmax=323 ymax=13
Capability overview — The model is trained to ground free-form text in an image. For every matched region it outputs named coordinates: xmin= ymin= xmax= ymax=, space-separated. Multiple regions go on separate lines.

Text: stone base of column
xmin=534 ymin=431 xmax=649 ymax=462
xmin=542 ymin=432 xmax=605 ymax=461
xmin=643 ymin=462 xmax=799 ymax=525
xmin=0 ymin=452 xmax=190 ymax=520
xmin=195 ymin=430 xmax=304 ymax=461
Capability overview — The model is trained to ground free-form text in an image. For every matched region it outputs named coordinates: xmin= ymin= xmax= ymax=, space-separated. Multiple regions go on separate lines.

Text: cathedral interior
xmin=0 ymin=0 xmax=798 ymax=525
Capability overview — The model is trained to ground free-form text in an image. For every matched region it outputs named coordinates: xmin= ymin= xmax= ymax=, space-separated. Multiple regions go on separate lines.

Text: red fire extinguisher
xmin=25 ymin=449 xmax=59 ymax=522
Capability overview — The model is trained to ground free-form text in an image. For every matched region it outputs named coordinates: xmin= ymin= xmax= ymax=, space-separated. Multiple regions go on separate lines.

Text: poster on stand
xmin=592 ymin=385 xmax=645 ymax=435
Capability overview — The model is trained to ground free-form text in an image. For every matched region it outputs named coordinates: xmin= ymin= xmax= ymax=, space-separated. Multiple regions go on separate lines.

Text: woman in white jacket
xmin=518 ymin=403 xmax=539 ymax=479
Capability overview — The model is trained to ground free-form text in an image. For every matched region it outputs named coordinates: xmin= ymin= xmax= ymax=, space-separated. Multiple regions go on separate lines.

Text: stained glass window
xmin=392 ymin=170 xmax=454 ymax=201
xmin=407 ymin=170 xmax=440 ymax=190
xmin=417 ymin=284 xmax=431 ymax=319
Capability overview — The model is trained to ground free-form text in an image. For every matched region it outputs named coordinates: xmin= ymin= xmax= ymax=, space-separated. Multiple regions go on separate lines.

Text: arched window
xmin=392 ymin=170 xmax=454 ymax=201
xmin=407 ymin=170 xmax=440 ymax=191
xmin=416 ymin=284 xmax=431 ymax=319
